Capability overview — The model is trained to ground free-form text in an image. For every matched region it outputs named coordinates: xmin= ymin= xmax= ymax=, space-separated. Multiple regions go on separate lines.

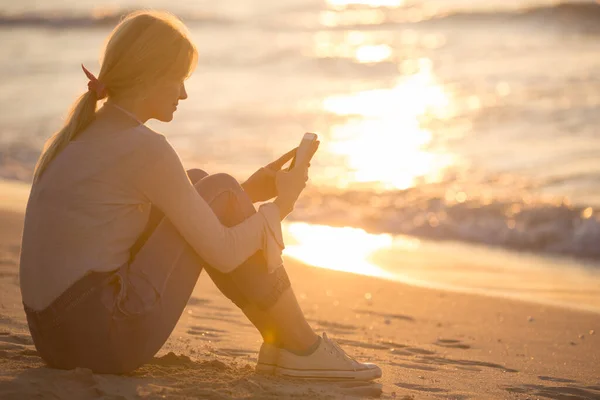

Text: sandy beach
xmin=0 ymin=186 xmax=599 ymax=400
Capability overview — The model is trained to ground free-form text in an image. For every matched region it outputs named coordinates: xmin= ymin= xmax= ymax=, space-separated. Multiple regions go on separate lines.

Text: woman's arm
xmin=130 ymin=135 xmax=284 ymax=273
xmin=240 ymin=180 xmax=259 ymax=203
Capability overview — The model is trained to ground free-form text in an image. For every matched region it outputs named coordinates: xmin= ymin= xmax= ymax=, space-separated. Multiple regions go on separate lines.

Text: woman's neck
xmin=93 ymin=103 xmax=143 ymax=132
xmin=105 ymin=99 xmax=149 ymax=124
xmin=107 ymin=103 xmax=144 ymax=126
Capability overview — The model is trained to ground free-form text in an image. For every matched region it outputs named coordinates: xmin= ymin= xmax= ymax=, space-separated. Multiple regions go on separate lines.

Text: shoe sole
xmin=255 ymin=362 xmax=276 ymax=375
xmin=274 ymin=366 xmax=382 ymax=381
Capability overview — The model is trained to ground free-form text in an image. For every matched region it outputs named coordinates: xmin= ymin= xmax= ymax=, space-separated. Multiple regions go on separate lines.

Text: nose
xmin=179 ymin=83 xmax=188 ymax=100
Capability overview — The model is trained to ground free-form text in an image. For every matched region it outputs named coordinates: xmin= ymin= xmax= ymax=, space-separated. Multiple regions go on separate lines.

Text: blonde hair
xmin=32 ymin=10 xmax=198 ymax=184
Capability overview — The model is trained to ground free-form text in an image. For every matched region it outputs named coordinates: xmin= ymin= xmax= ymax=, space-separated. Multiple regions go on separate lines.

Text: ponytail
xmin=32 ymin=90 xmax=99 ymax=184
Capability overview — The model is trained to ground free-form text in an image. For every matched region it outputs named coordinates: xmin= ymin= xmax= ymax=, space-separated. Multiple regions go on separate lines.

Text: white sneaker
xmin=275 ymin=333 xmax=382 ymax=380
xmin=255 ymin=342 xmax=279 ymax=374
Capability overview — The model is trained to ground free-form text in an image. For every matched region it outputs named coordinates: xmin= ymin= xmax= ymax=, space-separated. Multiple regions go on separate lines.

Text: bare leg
xmin=242 ymin=288 xmax=318 ymax=353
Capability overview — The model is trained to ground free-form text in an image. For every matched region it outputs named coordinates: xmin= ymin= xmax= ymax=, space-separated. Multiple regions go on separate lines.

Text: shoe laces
xmin=322 ymin=333 xmax=360 ymax=368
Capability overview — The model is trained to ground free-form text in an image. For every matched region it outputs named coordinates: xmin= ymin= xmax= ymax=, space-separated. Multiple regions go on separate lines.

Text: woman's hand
xmin=272 ymin=139 xmax=319 ymax=218
xmin=273 ymin=166 xmax=309 ymax=219
xmin=241 ymin=141 xmax=319 ymax=203
xmin=241 ymin=149 xmax=296 ymax=203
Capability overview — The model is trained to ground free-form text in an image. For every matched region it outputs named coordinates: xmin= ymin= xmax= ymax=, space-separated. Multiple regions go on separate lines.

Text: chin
xmin=156 ymin=112 xmax=175 ymax=122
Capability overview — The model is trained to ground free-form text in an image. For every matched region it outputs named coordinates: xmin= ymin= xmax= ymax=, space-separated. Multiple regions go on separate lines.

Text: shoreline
xmin=294 ymin=258 xmax=600 ymax=316
xmin=4 ymin=178 xmax=600 ymax=315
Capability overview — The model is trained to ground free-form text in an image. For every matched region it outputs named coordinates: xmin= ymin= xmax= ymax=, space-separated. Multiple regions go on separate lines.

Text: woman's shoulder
xmin=74 ymin=122 xmax=167 ymax=149
xmin=126 ymin=126 xmax=181 ymax=169
xmin=124 ymin=127 xmax=186 ymax=189
xmin=128 ymin=125 xmax=173 ymax=155
xmin=131 ymin=125 xmax=167 ymax=144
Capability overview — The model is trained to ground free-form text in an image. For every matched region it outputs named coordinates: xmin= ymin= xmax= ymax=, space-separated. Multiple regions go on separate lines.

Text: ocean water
xmin=1 ymin=0 xmax=600 ymax=279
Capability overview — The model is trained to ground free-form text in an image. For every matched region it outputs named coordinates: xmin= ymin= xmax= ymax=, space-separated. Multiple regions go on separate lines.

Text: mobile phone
xmin=288 ymin=132 xmax=318 ymax=171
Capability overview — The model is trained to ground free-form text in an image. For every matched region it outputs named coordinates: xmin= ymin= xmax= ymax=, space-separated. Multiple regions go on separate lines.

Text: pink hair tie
xmin=81 ymin=64 xmax=107 ymax=100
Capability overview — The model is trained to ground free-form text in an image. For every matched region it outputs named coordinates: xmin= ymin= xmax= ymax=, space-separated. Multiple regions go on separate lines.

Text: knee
xmin=208 ymin=173 xmax=242 ymax=192
xmin=194 ymin=173 xmax=254 ymax=224
xmin=186 ymin=168 xmax=208 ymax=184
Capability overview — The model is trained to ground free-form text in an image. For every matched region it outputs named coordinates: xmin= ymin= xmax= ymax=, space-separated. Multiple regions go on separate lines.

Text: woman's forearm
xmin=240 ymin=181 xmax=258 ymax=203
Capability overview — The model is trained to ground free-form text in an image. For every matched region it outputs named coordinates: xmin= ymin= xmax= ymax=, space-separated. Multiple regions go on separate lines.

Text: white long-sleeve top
xmin=19 ymin=125 xmax=284 ymax=310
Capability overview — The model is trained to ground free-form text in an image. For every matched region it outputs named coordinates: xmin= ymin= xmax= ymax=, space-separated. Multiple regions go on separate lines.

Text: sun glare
xmin=355 ymin=44 xmax=392 ymax=63
xmin=321 ymin=59 xmax=455 ymax=189
xmin=283 ymin=223 xmax=394 ymax=278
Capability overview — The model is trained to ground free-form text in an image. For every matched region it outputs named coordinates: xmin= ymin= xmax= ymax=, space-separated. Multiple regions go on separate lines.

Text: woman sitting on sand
xmin=18 ymin=10 xmax=381 ymax=379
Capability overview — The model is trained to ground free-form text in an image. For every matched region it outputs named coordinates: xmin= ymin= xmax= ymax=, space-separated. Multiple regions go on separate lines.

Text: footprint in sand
xmin=505 ymin=383 xmax=600 ymax=399
xmin=191 ymin=314 xmax=253 ymax=328
xmin=0 ymin=255 xmax=19 ymax=285
xmin=213 ymin=348 xmax=255 ymax=357
xmin=308 ymin=319 xmax=358 ymax=335
xmin=354 ymin=309 xmax=415 ymax=322
xmin=0 ymin=316 xmax=28 ymax=331
xmin=0 ymin=254 xmax=17 ymax=266
xmin=391 ymin=346 xmax=436 ymax=356
xmin=420 ymin=355 xmax=518 ymax=373
xmin=19 ymin=348 xmax=39 ymax=356
xmin=434 ymin=338 xmax=471 ymax=349
xmin=0 ymin=341 xmax=23 ymax=351
xmin=187 ymin=297 xmax=211 ymax=306
xmin=0 ymin=271 xmax=18 ymax=279
xmin=188 ymin=325 xmax=226 ymax=333
xmin=389 ymin=348 xmax=413 ymax=356
xmin=335 ymin=338 xmax=390 ymax=351
xmin=187 ymin=296 xmax=234 ymax=312
xmin=389 ymin=361 xmax=438 ymax=372
xmin=0 ymin=333 xmax=33 ymax=346
xmin=335 ymin=339 xmax=438 ymax=358
xmin=395 ymin=382 xmax=448 ymax=393
xmin=377 ymin=340 xmax=408 ymax=348
xmin=187 ymin=326 xmax=223 ymax=340
xmin=538 ymin=376 xmax=577 ymax=383
xmin=405 ymin=347 xmax=436 ymax=355
xmin=0 ymin=333 xmax=38 ymax=361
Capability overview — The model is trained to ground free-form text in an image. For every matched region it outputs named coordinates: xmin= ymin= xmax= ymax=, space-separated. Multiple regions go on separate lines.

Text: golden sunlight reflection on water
xmin=313 ymin=31 xmax=393 ymax=63
xmin=282 ymin=222 xmax=399 ymax=279
xmin=282 ymin=222 xmax=600 ymax=312
xmin=320 ymin=59 xmax=457 ymax=189
xmin=354 ymin=44 xmax=392 ymax=63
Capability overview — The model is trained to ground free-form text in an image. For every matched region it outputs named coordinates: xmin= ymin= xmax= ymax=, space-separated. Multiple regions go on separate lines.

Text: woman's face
xmin=142 ymin=77 xmax=188 ymax=122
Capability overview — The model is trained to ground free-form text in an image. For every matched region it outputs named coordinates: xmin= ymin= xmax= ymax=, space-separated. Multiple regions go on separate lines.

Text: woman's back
xmin=19 ymin=125 xmax=164 ymax=310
